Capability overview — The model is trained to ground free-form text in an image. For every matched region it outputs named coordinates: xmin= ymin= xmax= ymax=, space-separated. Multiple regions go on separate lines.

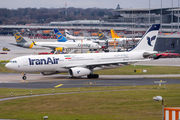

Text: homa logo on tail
xmin=147 ymin=35 xmax=156 ymax=46
xmin=14 ymin=33 xmax=22 ymax=42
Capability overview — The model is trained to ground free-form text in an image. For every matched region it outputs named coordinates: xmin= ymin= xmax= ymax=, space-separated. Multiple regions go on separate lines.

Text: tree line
xmin=0 ymin=7 xmax=116 ymax=25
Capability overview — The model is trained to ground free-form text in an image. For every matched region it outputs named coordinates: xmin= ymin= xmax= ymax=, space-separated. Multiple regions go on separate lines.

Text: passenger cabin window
xmin=9 ymin=61 xmax=17 ymax=63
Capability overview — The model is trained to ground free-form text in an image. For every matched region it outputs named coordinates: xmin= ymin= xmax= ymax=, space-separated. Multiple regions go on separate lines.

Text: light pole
xmin=178 ymin=0 xmax=179 ymax=34
xmin=160 ymin=0 xmax=162 ymax=35
xmin=171 ymin=0 xmax=173 ymax=34
xmin=153 ymin=96 xmax=164 ymax=120
xmin=149 ymin=0 xmax=151 ymax=27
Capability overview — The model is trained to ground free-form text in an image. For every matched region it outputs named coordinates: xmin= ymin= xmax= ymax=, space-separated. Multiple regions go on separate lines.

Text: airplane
xmin=96 ymin=28 xmax=141 ymax=42
xmin=6 ymin=24 xmax=160 ymax=80
xmin=110 ymin=29 xmax=141 ymax=41
xmin=11 ymin=30 xmax=48 ymax=50
xmin=11 ymin=30 xmax=101 ymax=53
xmin=65 ymin=30 xmax=98 ymax=40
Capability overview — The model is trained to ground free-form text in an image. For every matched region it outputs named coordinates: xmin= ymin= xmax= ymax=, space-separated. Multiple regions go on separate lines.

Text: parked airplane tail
xmin=111 ymin=29 xmax=120 ymax=39
xmin=13 ymin=30 xmax=27 ymax=43
xmin=65 ymin=30 xmax=71 ymax=36
xmin=95 ymin=28 xmax=108 ymax=40
xmin=54 ymin=29 xmax=68 ymax=42
xmin=65 ymin=30 xmax=73 ymax=39
xmin=110 ymin=29 xmax=125 ymax=39
xmin=129 ymin=24 xmax=160 ymax=52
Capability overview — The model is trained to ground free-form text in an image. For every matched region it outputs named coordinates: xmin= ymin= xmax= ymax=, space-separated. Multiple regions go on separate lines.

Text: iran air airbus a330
xmin=6 ymin=24 xmax=160 ymax=80
xmin=11 ymin=29 xmax=101 ymax=53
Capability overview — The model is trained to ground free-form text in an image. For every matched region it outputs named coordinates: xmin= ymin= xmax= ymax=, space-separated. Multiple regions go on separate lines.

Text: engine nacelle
xmin=41 ymin=71 xmax=60 ymax=75
xmin=55 ymin=47 xmax=64 ymax=52
xmin=69 ymin=67 xmax=91 ymax=77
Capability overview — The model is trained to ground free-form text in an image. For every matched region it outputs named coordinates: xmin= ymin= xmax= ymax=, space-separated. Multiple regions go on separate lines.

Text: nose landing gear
xmin=22 ymin=72 xmax=27 ymax=80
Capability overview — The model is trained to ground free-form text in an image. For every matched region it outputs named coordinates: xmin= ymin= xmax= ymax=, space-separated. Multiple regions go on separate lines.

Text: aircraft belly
xmin=22 ymin=65 xmax=57 ymax=72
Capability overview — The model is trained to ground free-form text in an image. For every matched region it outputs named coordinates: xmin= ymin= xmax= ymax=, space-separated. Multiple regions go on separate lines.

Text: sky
xmin=0 ymin=0 xmax=179 ymax=9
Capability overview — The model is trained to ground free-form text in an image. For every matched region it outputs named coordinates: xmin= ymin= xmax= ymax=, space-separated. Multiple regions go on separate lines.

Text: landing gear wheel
xmin=22 ymin=76 xmax=27 ymax=80
xmin=87 ymin=74 xmax=99 ymax=79
xmin=87 ymin=74 xmax=93 ymax=78
xmin=94 ymin=74 xmax=99 ymax=78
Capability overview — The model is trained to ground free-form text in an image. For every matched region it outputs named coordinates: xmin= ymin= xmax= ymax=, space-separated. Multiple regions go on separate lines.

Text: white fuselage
xmin=5 ymin=51 xmax=145 ymax=73
xmin=109 ymin=38 xmax=141 ymax=41
xmin=34 ymin=41 xmax=101 ymax=49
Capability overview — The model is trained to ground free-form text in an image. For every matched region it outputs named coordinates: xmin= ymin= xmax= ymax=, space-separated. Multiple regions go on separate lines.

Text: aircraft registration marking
xmin=54 ymin=84 xmax=63 ymax=88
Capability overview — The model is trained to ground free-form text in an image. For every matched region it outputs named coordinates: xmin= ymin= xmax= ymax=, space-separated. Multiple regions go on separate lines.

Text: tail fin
xmin=13 ymin=30 xmax=27 ymax=43
xmin=129 ymin=24 xmax=160 ymax=52
xmin=95 ymin=28 xmax=108 ymax=40
xmin=65 ymin=30 xmax=71 ymax=36
xmin=111 ymin=29 xmax=125 ymax=39
xmin=110 ymin=29 xmax=120 ymax=39
xmin=54 ymin=29 xmax=68 ymax=42
xmin=65 ymin=29 xmax=74 ymax=39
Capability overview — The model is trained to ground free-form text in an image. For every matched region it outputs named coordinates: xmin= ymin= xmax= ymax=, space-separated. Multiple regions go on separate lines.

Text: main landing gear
xmin=22 ymin=72 xmax=27 ymax=80
xmin=87 ymin=74 xmax=99 ymax=78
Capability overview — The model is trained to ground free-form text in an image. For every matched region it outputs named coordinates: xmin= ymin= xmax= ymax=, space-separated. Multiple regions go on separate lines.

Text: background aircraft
xmin=11 ymin=30 xmax=49 ymax=50
xmin=110 ymin=29 xmax=141 ymax=41
xmin=6 ymin=24 xmax=160 ymax=80
xmin=12 ymin=30 xmax=101 ymax=53
xmin=65 ymin=30 xmax=98 ymax=40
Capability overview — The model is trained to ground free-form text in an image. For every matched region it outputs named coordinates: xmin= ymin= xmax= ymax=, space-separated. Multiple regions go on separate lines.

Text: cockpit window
xmin=9 ymin=61 xmax=17 ymax=63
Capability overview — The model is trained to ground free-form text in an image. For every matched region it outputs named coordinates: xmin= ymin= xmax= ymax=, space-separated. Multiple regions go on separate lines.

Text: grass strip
xmin=0 ymin=84 xmax=180 ymax=120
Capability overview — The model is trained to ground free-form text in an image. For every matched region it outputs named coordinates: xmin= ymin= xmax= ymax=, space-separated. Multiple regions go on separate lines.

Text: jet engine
xmin=41 ymin=71 xmax=60 ymax=75
xmin=68 ymin=67 xmax=91 ymax=77
xmin=55 ymin=47 xmax=64 ymax=52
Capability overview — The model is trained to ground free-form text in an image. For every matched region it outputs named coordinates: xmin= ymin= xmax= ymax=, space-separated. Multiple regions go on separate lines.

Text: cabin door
xmin=23 ymin=58 xmax=28 ymax=66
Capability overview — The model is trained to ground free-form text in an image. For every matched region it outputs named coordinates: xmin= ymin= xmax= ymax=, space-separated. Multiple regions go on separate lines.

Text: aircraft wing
xmin=9 ymin=43 xmax=20 ymax=46
xmin=62 ymin=59 xmax=151 ymax=68
xmin=9 ymin=43 xmax=25 ymax=47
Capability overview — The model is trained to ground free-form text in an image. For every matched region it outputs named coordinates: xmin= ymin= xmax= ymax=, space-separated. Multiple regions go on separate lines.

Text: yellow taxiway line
xmin=54 ymin=84 xmax=63 ymax=88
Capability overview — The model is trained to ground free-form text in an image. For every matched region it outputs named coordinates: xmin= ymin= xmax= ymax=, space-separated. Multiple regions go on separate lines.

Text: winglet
xmin=32 ymin=41 xmax=36 ymax=45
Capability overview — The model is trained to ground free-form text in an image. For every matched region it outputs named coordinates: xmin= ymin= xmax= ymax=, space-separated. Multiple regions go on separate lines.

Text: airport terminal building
xmin=1 ymin=7 xmax=180 ymax=53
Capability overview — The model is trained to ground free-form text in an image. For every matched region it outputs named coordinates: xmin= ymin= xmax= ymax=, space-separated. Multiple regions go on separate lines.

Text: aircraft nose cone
xmin=5 ymin=63 xmax=12 ymax=70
